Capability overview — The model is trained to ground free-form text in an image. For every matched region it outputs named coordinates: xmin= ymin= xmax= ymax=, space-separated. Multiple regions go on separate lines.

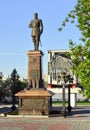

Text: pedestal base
xmin=15 ymin=89 xmax=51 ymax=116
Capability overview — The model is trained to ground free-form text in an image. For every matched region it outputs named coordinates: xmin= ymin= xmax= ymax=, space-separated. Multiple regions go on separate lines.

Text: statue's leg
xmin=32 ymin=36 xmax=36 ymax=50
xmin=36 ymin=36 xmax=39 ymax=50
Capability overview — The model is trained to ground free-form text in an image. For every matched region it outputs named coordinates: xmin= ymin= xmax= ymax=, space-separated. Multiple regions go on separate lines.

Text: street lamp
xmin=10 ymin=72 xmax=19 ymax=111
xmin=61 ymin=81 xmax=66 ymax=117
xmin=60 ymin=70 xmax=68 ymax=118
xmin=58 ymin=69 xmax=73 ymax=117
xmin=66 ymin=75 xmax=73 ymax=113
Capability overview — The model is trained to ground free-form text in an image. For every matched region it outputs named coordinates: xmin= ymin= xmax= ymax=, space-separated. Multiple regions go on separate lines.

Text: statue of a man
xmin=28 ymin=13 xmax=43 ymax=50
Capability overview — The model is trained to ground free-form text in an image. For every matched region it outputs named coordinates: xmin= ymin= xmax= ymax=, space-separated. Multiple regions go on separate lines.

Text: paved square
xmin=0 ymin=107 xmax=90 ymax=130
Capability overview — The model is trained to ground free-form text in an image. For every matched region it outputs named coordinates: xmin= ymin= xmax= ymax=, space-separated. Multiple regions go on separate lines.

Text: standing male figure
xmin=28 ymin=13 xmax=43 ymax=50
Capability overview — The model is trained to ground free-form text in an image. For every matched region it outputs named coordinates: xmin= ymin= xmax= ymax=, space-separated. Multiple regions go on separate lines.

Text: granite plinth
xmin=15 ymin=89 xmax=51 ymax=115
xmin=27 ymin=50 xmax=43 ymax=89
xmin=15 ymin=89 xmax=51 ymax=97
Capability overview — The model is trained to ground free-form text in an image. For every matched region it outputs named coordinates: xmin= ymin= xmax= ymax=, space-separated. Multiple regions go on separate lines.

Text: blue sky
xmin=0 ymin=0 xmax=81 ymax=78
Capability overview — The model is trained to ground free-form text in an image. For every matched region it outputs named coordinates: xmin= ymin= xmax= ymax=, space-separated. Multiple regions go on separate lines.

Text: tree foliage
xmin=0 ymin=79 xmax=10 ymax=102
xmin=59 ymin=0 xmax=90 ymax=40
xmin=10 ymin=69 xmax=25 ymax=95
xmin=0 ymin=79 xmax=5 ymax=101
xmin=0 ymin=69 xmax=26 ymax=103
xmin=59 ymin=0 xmax=90 ymax=99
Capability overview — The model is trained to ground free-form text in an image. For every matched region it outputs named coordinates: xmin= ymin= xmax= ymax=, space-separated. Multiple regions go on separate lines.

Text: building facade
xmin=48 ymin=50 xmax=77 ymax=86
xmin=47 ymin=50 xmax=85 ymax=102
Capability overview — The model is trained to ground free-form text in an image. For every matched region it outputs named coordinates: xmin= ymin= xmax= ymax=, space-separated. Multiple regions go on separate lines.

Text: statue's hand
xmin=28 ymin=24 xmax=32 ymax=28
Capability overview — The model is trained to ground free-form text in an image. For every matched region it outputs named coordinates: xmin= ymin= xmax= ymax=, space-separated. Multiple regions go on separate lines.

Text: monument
xmin=15 ymin=13 xmax=51 ymax=116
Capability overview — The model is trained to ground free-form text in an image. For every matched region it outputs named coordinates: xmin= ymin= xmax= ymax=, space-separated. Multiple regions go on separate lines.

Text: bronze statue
xmin=28 ymin=13 xmax=43 ymax=50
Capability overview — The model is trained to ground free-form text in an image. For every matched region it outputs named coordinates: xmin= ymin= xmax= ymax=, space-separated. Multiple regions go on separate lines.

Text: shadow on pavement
xmin=68 ymin=107 xmax=90 ymax=118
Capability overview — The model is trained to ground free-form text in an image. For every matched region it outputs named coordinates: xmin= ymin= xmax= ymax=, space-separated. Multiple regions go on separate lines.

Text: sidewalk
xmin=0 ymin=106 xmax=90 ymax=130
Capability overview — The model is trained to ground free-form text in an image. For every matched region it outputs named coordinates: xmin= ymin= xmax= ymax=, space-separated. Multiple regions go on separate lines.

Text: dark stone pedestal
xmin=15 ymin=89 xmax=51 ymax=115
xmin=15 ymin=50 xmax=52 ymax=116
xmin=27 ymin=50 xmax=43 ymax=89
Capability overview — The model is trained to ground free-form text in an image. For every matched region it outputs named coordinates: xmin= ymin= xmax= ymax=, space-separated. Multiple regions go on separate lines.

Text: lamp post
xmin=10 ymin=69 xmax=19 ymax=111
xmin=59 ymin=70 xmax=73 ymax=117
xmin=61 ymin=81 xmax=66 ymax=117
xmin=60 ymin=70 xmax=68 ymax=118
xmin=67 ymin=75 xmax=73 ymax=113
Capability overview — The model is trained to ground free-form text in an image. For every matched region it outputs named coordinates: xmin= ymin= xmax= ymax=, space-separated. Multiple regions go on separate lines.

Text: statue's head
xmin=34 ymin=13 xmax=38 ymax=19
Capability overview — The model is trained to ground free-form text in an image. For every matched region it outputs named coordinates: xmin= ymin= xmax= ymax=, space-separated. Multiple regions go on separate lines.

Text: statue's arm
xmin=28 ymin=21 xmax=32 ymax=28
xmin=40 ymin=20 xmax=43 ymax=35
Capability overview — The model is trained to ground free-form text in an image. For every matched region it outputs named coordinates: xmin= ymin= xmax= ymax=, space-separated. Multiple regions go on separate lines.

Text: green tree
xmin=0 ymin=79 xmax=5 ymax=101
xmin=10 ymin=68 xmax=26 ymax=110
xmin=10 ymin=68 xmax=25 ymax=97
xmin=0 ymin=69 xmax=26 ymax=103
xmin=59 ymin=0 xmax=90 ymax=99
xmin=59 ymin=0 xmax=90 ymax=40
xmin=0 ymin=79 xmax=10 ymax=102
xmin=69 ymin=40 xmax=90 ymax=99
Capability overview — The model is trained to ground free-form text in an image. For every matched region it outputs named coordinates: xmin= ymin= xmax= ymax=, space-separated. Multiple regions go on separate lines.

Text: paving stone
xmin=0 ymin=106 xmax=90 ymax=130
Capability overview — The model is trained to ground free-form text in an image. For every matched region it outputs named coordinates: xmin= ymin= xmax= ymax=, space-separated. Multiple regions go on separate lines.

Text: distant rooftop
xmin=48 ymin=49 xmax=70 ymax=53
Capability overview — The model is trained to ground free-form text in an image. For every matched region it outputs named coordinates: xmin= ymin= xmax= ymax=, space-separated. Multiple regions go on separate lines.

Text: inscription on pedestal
xmin=27 ymin=51 xmax=43 ymax=85
xmin=31 ymin=70 xmax=38 ymax=79
xmin=23 ymin=98 xmax=44 ymax=109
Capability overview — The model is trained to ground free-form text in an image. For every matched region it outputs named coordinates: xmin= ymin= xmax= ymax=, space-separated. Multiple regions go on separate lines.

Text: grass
xmin=77 ymin=101 xmax=90 ymax=106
